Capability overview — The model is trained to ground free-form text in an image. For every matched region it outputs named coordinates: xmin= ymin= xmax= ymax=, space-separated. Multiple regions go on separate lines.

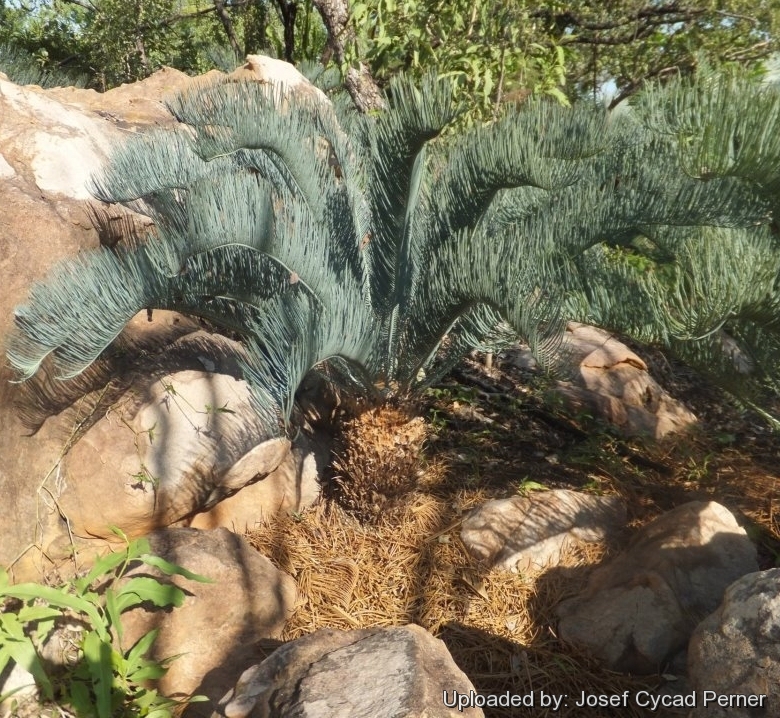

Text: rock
xmin=0 ymin=67 xmax=206 ymax=580
xmin=500 ymin=344 xmax=538 ymax=371
xmin=189 ymin=430 xmax=326 ymax=531
xmin=212 ymin=624 xmax=483 ymax=718
xmin=0 ymin=152 xmax=15 ymax=179
xmin=0 ymin=58 xmax=331 ymax=579
xmin=238 ymin=55 xmax=329 ymax=104
xmin=460 ymin=490 xmax=626 ymax=572
xmin=0 ymin=661 xmax=38 ymax=717
xmin=120 ymin=528 xmax=296 ymax=714
xmin=552 ymin=323 xmax=697 ymax=438
xmin=556 ymin=501 xmax=757 ymax=674
xmin=57 ymin=370 xmax=288 ymax=539
xmin=688 ymin=569 xmax=780 ymax=717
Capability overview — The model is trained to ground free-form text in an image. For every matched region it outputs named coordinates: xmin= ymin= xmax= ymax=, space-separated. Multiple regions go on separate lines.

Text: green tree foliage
xmin=0 ymin=0 xmax=183 ymax=89
xmin=345 ymin=0 xmax=780 ymax=115
xmin=347 ymin=0 xmax=569 ymax=118
xmin=0 ymin=0 xmax=89 ymax=78
xmin=0 ymin=1 xmax=329 ymax=90
xmin=3 ymin=0 xmax=776 ymax=101
xmin=546 ymin=1 xmax=780 ymax=105
xmin=8 ymin=70 xmax=780 ymax=430
xmin=86 ymin=0 xmax=178 ymax=88
xmin=0 ymin=41 xmax=87 ymax=87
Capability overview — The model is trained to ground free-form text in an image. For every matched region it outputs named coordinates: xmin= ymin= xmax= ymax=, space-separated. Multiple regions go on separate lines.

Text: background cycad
xmin=9 ymin=68 xmax=780 ymax=433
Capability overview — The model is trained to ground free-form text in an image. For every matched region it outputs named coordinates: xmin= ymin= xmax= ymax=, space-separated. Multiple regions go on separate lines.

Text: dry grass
xmin=247 ymin=350 xmax=780 ymax=717
xmin=247 ymin=407 xmax=658 ymax=718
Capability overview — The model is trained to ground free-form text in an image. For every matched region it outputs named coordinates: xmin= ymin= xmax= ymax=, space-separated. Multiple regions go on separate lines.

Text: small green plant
xmin=0 ymin=531 xmax=211 ymax=717
xmin=128 ymin=465 xmax=161 ymax=511
xmin=515 ymin=478 xmax=547 ymax=496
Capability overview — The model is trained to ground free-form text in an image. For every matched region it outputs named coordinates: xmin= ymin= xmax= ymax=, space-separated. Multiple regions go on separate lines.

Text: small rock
xmin=212 ymin=624 xmax=482 ymax=718
xmin=552 ymin=323 xmax=697 ymax=438
xmin=688 ymin=568 xmax=780 ymax=717
xmin=557 ymin=501 xmax=757 ymax=674
xmin=461 ymin=490 xmax=626 ymax=572
xmin=0 ymin=661 xmax=38 ymax=717
xmin=501 ymin=344 xmax=538 ymax=370
xmin=189 ymin=429 xmax=327 ymax=531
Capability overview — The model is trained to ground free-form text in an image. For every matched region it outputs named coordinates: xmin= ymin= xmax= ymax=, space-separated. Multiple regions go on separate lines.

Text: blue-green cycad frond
xmin=7 ymin=231 xmax=305 ymax=385
xmin=168 ymin=81 xmax=340 ymax=217
xmin=241 ymin=277 xmax=378 ymax=428
xmin=181 ymin=172 xmax=276 ymax=255
xmin=425 ymin=103 xmax=609 ymax=251
xmin=640 ymin=73 xmax=780 ymax=199
xmin=240 ymin=291 xmax=320 ymax=428
xmin=12 ymin=68 xmax=780 ymax=435
xmin=401 ymin=216 xmax=566 ymax=387
xmin=9 ymin=244 xmax=168 ymax=381
xmin=570 ymin=222 xmax=780 ymax=398
xmin=170 ymin=78 xmax=373 ymax=295
xmin=645 ymin=226 xmax=780 ymax=342
xmin=365 ymin=74 xmax=459 ymax=315
xmin=89 ymin=129 xmax=234 ymax=203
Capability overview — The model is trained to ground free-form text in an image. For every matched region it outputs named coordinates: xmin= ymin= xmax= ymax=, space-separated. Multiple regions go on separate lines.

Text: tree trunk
xmin=214 ymin=0 xmax=243 ymax=59
xmin=275 ymin=0 xmax=298 ymax=63
xmin=311 ymin=0 xmax=385 ymax=113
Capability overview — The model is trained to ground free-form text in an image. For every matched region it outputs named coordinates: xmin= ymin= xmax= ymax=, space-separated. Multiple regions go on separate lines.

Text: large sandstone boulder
xmin=688 ymin=569 xmax=780 ymax=717
xmin=552 ymin=323 xmax=697 ymax=438
xmin=57 ymin=369 xmax=289 ymax=538
xmin=556 ymin=501 xmax=757 ymax=674
xmin=0 ymin=67 xmax=192 ymax=579
xmin=461 ymin=490 xmax=626 ymax=572
xmin=212 ymin=624 xmax=483 ymax=718
xmin=120 ymin=528 xmax=296 ymax=715
xmin=0 ymin=59 xmax=328 ymax=580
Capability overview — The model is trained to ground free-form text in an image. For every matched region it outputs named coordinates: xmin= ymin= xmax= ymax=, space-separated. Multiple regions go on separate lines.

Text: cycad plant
xmin=8 ymin=67 xmax=780 ymax=434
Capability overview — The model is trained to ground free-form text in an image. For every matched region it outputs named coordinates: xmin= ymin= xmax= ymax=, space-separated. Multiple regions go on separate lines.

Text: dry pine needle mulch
xmin=247 ymin=404 xmax=658 ymax=718
xmin=247 ymin=498 xmax=655 ymax=718
xmin=249 ymin=351 xmax=780 ymax=718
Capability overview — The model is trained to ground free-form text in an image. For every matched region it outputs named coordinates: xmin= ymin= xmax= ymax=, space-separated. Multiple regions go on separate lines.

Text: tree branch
xmin=537 ymin=3 xmax=709 ymax=35
xmin=213 ymin=0 xmax=243 ymax=58
xmin=608 ymin=61 xmax=695 ymax=109
xmin=311 ymin=0 xmax=385 ymax=112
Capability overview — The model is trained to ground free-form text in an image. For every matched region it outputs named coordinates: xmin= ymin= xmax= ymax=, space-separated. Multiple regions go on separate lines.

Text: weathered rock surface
xmin=0 ymin=58 xmax=327 ymax=580
xmin=57 ymin=370 xmax=288 ymax=538
xmin=688 ymin=569 xmax=780 ymax=717
xmin=189 ymin=430 xmax=326 ymax=531
xmin=0 ymin=660 xmax=39 ymax=716
xmin=552 ymin=323 xmax=697 ymax=438
xmin=212 ymin=624 xmax=483 ymax=718
xmin=461 ymin=490 xmax=626 ymax=572
xmin=556 ymin=501 xmax=757 ymax=674
xmin=120 ymin=528 xmax=296 ymax=715
xmin=0 ymin=66 xmax=210 ymax=579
